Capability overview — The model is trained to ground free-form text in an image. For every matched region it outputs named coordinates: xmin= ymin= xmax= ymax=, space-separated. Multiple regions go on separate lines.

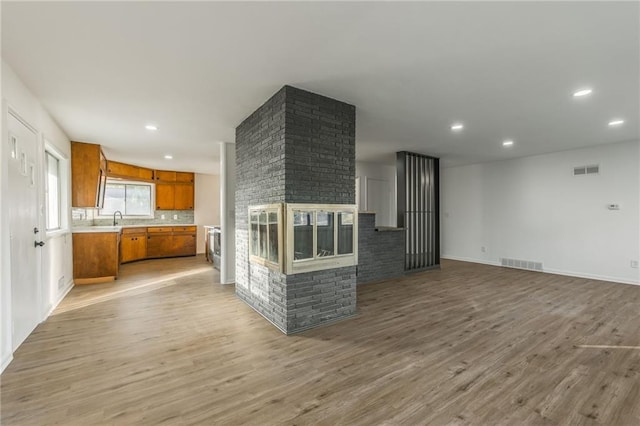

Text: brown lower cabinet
xmin=127 ymin=226 xmax=197 ymax=262
xmin=73 ymin=232 xmax=120 ymax=284
xmin=120 ymin=227 xmax=147 ymax=263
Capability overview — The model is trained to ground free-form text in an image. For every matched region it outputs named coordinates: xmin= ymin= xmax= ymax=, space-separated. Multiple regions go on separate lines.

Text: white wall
xmin=1 ymin=60 xmax=73 ymax=371
xmin=220 ymin=143 xmax=235 ymax=284
xmin=194 ymin=173 xmax=220 ymax=254
xmin=356 ymin=161 xmax=397 ymax=226
xmin=441 ymin=140 xmax=640 ymax=285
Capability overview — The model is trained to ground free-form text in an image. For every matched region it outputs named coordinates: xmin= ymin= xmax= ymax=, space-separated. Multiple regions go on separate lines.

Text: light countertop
xmin=72 ymin=224 xmax=196 ymax=233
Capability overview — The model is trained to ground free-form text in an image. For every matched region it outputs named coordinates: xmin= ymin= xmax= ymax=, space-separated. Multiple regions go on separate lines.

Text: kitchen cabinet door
xmin=155 ymin=170 xmax=176 ymax=182
xmin=174 ymin=183 xmax=194 ymax=210
xmin=146 ymin=234 xmax=174 ymax=258
xmin=176 ymin=172 xmax=194 ymax=183
xmin=121 ymin=235 xmax=147 ymax=263
xmin=107 ymin=161 xmax=138 ymax=179
xmin=155 ymin=183 xmax=175 ymax=210
xmin=173 ymin=233 xmax=197 ymax=256
xmin=72 ymin=232 xmax=120 ymax=283
xmin=71 ymin=142 xmax=103 ymax=207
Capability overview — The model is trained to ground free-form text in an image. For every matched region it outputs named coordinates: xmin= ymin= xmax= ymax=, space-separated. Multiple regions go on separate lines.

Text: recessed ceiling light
xmin=145 ymin=124 xmax=158 ymax=131
xmin=573 ymin=88 xmax=592 ymax=97
xmin=502 ymin=140 xmax=514 ymax=147
xmin=608 ymin=119 xmax=625 ymax=126
xmin=451 ymin=123 xmax=464 ymax=131
xmin=164 ymin=154 xmax=173 ymax=160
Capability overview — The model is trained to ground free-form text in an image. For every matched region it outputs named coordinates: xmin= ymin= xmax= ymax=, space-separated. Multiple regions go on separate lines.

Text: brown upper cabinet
xmin=176 ymin=172 xmax=195 ymax=183
xmin=71 ymin=141 xmax=106 ymax=208
xmin=174 ymin=183 xmax=195 ymax=210
xmin=155 ymin=183 xmax=176 ymax=210
xmin=155 ymin=182 xmax=194 ymax=210
xmin=154 ymin=170 xmax=195 ymax=210
xmin=107 ymin=160 xmax=154 ymax=181
xmin=71 ymin=142 xmax=196 ymax=210
xmin=154 ymin=170 xmax=194 ymax=183
xmin=155 ymin=170 xmax=176 ymax=182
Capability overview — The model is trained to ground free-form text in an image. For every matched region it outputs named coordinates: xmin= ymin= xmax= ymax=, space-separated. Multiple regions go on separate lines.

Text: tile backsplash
xmin=72 ymin=208 xmax=195 ymax=227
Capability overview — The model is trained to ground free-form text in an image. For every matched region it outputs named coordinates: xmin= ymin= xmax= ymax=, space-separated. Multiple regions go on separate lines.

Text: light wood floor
xmin=2 ymin=257 xmax=640 ymax=425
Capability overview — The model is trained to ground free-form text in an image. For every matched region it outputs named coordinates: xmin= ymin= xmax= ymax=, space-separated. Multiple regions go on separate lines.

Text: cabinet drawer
xmin=173 ymin=226 xmax=197 ymax=233
xmin=122 ymin=227 xmax=148 ymax=235
xmin=147 ymin=227 xmax=173 ymax=233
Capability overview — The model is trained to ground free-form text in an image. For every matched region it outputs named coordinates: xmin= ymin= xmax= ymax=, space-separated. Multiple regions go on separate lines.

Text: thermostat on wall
xmin=607 ymin=204 xmax=620 ymax=210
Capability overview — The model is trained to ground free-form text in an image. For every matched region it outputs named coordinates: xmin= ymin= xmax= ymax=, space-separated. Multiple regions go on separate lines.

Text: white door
xmin=7 ymin=111 xmax=42 ymax=350
xmin=366 ymin=178 xmax=391 ymax=227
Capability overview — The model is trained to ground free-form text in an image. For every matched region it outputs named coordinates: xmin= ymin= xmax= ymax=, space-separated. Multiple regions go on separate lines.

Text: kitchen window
xmin=248 ymin=204 xmax=283 ymax=270
xmin=99 ymin=180 xmax=154 ymax=217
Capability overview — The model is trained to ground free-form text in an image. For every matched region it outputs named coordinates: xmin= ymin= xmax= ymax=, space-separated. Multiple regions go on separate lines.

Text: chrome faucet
xmin=113 ymin=210 xmax=123 ymax=226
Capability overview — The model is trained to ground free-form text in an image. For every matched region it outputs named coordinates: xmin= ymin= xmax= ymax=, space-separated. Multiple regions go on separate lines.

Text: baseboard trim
xmin=1 ymin=353 xmax=13 ymax=374
xmin=542 ymin=267 xmax=639 ymax=287
xmin=47 ymin=280 xmax=74 ymax=317
xmin=441 ymin=255 xmax=501 ymax=267
xmin=441 ymin=255 xmax=639 ymax=286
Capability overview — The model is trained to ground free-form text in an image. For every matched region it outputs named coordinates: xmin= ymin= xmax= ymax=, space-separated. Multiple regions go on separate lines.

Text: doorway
xmin=7 ymin=111 xmax=43 ymax=349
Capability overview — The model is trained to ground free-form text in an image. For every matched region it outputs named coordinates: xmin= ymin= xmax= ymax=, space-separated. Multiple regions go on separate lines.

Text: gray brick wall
xmin=283 ymin=86 xmax=356 ymax=204
xmin=286 ymin=266 xmax=356 ymax=331
xmin=235 ymin=87 xmax=288 ymax=331
xmin=357 ymin=213 xmax=405 ymax=285
xmin=235 ymin=85 xmax=357 ymax=334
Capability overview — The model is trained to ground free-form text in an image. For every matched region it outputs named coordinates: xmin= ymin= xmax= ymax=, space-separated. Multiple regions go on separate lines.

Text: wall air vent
xmin=501 ymin=258 xmax=543 ymax=272
xmin=573 ymin=164 xmax=599 ymax=176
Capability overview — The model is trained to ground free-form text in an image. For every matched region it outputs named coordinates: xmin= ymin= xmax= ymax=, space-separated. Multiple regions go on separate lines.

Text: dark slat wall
xmin=396 ymin=151 xmax=440 ymax=271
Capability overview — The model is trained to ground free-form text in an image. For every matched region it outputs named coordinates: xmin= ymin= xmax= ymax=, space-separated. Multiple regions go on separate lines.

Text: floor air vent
xmin=501 ymin=258 xmax=543 ymax=272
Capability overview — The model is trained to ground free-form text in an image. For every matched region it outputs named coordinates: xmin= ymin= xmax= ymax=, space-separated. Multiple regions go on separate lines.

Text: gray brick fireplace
xmin=235 ymin=85 xmax=356 ymax=333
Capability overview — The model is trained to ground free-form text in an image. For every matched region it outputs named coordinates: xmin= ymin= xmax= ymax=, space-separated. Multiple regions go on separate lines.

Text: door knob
xmin=34 ymin=241 xmax=45 ymax=247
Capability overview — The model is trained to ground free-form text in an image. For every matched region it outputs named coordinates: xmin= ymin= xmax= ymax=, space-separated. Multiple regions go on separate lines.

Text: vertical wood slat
xmin=396 ymin=151 xmax=440 ymax=271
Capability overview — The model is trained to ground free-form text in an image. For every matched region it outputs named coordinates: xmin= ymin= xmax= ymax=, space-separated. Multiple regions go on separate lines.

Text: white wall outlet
xmin=631 ymin=260 xmax=639 ymax=269
xmin=173 ymin=214 xmax=178 ymax=220
xmin=481 ymin=246 xmax=486 ymax=253
xmin=161 ymin=214 xmax=165 ymax=220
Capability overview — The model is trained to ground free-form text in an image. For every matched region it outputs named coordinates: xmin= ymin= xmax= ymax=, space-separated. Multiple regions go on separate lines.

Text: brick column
xmin=235 ymin=86 xmax=356 ymax=333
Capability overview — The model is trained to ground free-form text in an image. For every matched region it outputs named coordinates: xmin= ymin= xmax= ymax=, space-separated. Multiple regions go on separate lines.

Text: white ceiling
xmin=2 ymin=2 xmax=638 ymax=174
